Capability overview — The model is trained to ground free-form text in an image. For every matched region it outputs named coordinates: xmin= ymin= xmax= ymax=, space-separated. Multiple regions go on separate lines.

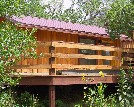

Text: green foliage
xmin=116 ymin=68 xmax=134 ymax=107
xmin=56 ymin=99 xmax=65 ymax=107
xmin=75 ymin=67 xmax=134 ymax=107
xmin=17 ymin=91 xmax=39 ymax=107
xmin=0 ymin=0 xmax=24 ymax=17
xmin=19 ymin=0 xmax=114 ymax=27
xmin=0 ymin=0 xmax=37 ymax=89
xmin=0 ymin=90 xmax=40 ymax=107
xmin=3 ymin=0 xmax=133 ymax=39
xmin=81 ymin=83 xmax=117 ymax=107
xmin=0 ymin=21 xmax=37 ymax=88
xmin=20 ymin=0 xmax=134 ymax=39
xmin=19 ymin=0 xmax=47 ymax=17
xmin=74 ymin=0 xmax=111 ymax=26
xmin=1 ymin=0 xmax=133 ymax=38
xmin=0 ymin=90 xmax=16 ymax=107
xmin=106 ymin=0 xmax=134 ymax=39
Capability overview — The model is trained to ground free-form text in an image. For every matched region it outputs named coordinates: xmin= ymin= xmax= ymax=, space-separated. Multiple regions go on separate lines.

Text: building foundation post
xmin=49 ymin=85 xmax=55 ymax=107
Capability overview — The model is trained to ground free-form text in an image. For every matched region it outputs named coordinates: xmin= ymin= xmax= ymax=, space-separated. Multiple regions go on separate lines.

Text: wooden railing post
xmin=49 ymin=41 xmax=56 ymax=107
xmin=95 ymin=38 xmax=103 ymax=65
xmin=111 ymin=39 xmax=121 ymax=69
xmin=116 ymin=39 xmax=121 ymax=68
xmin=49 ymin=44 xmax=56 ymax=75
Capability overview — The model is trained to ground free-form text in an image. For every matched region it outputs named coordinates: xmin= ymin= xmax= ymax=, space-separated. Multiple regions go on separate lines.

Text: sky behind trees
xmin=42 ymin=0 xmax=72 ymax=8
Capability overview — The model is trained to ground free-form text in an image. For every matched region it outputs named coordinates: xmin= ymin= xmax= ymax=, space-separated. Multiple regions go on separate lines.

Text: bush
xmin=75 ymin=68 xmax=134 ymax=107
xmin=0 ymin=90 xmax=40 ymax=107
xmin=81 ymin=83 xmax=117 ymax=107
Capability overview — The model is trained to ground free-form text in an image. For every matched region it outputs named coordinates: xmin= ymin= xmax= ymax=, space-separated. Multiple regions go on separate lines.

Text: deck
xmin=12 ymin=40 xmax=134 ymax=85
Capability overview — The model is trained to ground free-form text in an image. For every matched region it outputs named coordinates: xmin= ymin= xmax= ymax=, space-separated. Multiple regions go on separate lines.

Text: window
xmin=79 ymin=38 xmax=96 ymax=65
xmin=102 ymin=51 xmax=110 ymax=65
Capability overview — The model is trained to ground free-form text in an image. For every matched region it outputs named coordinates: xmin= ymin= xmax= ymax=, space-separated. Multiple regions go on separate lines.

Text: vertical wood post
xmin=116 ymin=39 xmax=121 ymax=68
xmin=49 ymin=42 xmax=56 ymax=107
xmin=49 ymin=45 xmax=56 ymax=75
xmin=110 ymin=40 xmax=116 ymax=67
xmin=95 ymin=38 xmax=103 ymax=65
xmin=49 ymin=85 xmax=55 ymax=107
xmin=111 ymin=39 xmax=121 ymax=68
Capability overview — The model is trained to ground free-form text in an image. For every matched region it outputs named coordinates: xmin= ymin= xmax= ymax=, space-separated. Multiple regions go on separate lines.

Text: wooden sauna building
xmin=1 ymin=16 xmax=134 ymax=107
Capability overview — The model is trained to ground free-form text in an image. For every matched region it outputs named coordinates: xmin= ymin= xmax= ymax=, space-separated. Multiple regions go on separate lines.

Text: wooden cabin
xmin=0 ymin=16 xmax=134 ymax=107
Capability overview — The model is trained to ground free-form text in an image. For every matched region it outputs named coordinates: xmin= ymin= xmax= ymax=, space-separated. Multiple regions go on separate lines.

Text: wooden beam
xmin=101 ymin=39 xmax=113 ymax=44
xmin=49 ymin=85 xmax=55 ymax=107
xmin=123 ymin=57 xmax=134 ymax=61
xmin=123 ymin=48 xmax=134 ymax=53
xmin=52 ymin=64 xmax=117 ymax=70
xmin=14 ymin=72 xmax=49 ymax=76
xmin=11 ymin=64 xmax=51 ymax=69
xmin=0 ymin=53 xmax=51 ymax=60
xmin=52 ymin=41 xmax=120 ymax=52
xmin=18 ymin=75 xmax=124 ymax=85
xmin=52 ymin=53 xmax=118 ymax=60
xmin=11 ymin=52 xmax=120 ymax=60
xmin=37 ymin=41 xmax=51 ymax=47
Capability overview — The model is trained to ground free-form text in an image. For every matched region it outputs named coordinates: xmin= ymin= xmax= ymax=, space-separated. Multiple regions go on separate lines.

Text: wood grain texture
xmin=18 ymin=30 xmax=79 ymax=73
xmin=52 ymin=53 xmax=118 ymax=60
xmin=121 ymin=39 xmax=134 ymax=68
xmin=52 ymin=41 xmax=120 ymax=52
xmin=12 ymin=64 xmax=51 ymax=69
xmin=52 ymin=64 xmax=117 ymax=70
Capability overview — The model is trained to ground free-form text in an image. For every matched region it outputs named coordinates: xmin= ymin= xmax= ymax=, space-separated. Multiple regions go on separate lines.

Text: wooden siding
xmin=9 ymin=27 xmax=130 ymax=75
xmin=19 ymin=30 xmax=78 ymax=74
xmin=17 ymin=39 xmax=121 ymax=75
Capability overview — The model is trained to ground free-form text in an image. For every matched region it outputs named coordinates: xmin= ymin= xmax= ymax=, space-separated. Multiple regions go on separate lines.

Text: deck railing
xmin=121 ymin=40 xmax=134 ymax=68
xmin=14 ymin=41 xmax=122 ymax=75
xmin=50 ymin=41 xmax=121 ymax=70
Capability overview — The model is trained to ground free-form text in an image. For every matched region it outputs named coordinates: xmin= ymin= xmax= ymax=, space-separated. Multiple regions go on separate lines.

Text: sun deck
xmin=12 ymin=40 xmax=134 ymax=85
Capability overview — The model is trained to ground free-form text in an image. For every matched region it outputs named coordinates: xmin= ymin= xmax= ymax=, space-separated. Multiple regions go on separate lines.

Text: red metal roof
xmin=10 ymin=16 xmax=107 ymax=34
xmin=10 ymin=16 xmax=130 ymax=40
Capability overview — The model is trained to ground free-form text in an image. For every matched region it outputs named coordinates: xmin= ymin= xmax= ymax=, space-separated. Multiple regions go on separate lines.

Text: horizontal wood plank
xmin=37 ymin=41 xmax=51 ymax=47
xmin=123 ymin=57 xmax=134 ymax=61
xmin=12 ymin=64 xmax=51 ymax=69
xmin=52 ymin=53 xmax=119 ymax=60
xmin=14 ymin=72 xmax=49 ymax=76
xmin=52 ymin=41 xmax=120 ymax=52
xmin=52 ymin=64 xmax=117 ymax=70
xmin=122 ymin=48 xmax=134 ymax=53
xmin=21 ymin=53 xmax=120 ymax=60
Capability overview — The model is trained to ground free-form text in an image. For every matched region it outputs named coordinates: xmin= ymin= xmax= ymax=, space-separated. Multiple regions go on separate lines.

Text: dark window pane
xmin=79 ymin=38 xmax=96 ymax=65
